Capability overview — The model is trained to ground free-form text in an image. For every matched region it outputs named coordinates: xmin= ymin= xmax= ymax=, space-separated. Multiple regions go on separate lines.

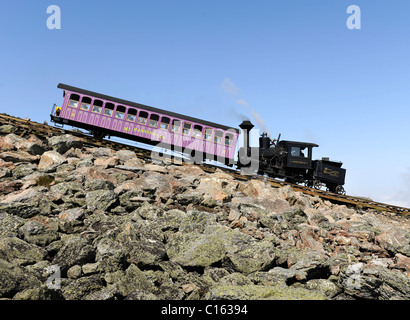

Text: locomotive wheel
xmin=313 ymin=180 xmax=322 ymax=190
xmin=336 ymin=185 xmax=346 ymax=195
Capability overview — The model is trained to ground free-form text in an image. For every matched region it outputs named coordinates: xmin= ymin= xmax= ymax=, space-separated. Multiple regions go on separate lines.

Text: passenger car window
xmin=149 ymin=114 xmax=159 ymax=128
xmin=126 ymin=108 xmax=137 ymax=122
xmin=138 ymin=111 xmax=148 ymax=124
xmin=80 ymin=97 xmax=91 ymax=111
xmin=203 ymin=128 xmax=212 ymax=141
xmin=103 ymin=103 xmax=114 ymax=116
xmin=68 ymin=94 xmax=80 ymax=108
xmin=160 ymin=117 xmax=170 ymax=130
xmin=214 ymin=130 xmax=223 ymax=144
xmin=182 ymin=123 xmax=191 ymax=135
xmin=92 ymin=100 xmax=103 ymax=113
xmin=171 ymin=120 xmax=181 ymax=133
xmin=192 ymin=125 xmax=203 ymax=138
xmin=115 ymin=105 xmax=126 ymax=119
xmin=225 ymin=133 xmax=233 ymax=146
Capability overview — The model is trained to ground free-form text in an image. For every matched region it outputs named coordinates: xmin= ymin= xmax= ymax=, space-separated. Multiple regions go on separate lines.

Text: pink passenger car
xmin=51 ymin=84 xmax=239 ymax=165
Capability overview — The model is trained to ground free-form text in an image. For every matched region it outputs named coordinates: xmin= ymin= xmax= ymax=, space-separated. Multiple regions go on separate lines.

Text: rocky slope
xmin=0 ymin=126 xmax=409 ymax=300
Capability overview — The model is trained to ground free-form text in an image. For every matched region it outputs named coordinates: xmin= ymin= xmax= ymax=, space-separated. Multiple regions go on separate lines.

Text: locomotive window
xmin=126 ymin=108 xmax=137 ymax=122
xmin=160 ymin=117 xmax=170 ymax=130
xmin=92 ymin=100 xmax=103 ymax=113
xmin=103 ymin=103 xmax=114 ymax=117
xmin=80 ymin=97 xmax=91 ymax=111
xmin=192 ymin=125 xmax=203 ymax=139
xmin=182 ymin=122 xmax=192 ymax=135
xmin=115 ymin=105 xmax=126 ymax=119
xmin=203 ymin=128 xmax=213 ymax=141
xmin=214 ymin=130 xmax=223 ymax=144
xmin=291 ymin=146 xmax=305 ymax=157
xmin=225 ymin=133 xmax=233 ymax=146
xmin=149 ymin=114 xmax=159 ymax=128
xmin=171 ymin=120 xmax=181 ymax=133
xmin=68 ymin=94 xmax=80 ymax=108
xmin=138 ymin=111 xmax=148 ymax=125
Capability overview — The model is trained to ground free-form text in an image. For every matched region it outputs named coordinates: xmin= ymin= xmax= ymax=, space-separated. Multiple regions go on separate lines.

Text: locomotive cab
xmin=277 ymin=141 xmax=318 ymax=169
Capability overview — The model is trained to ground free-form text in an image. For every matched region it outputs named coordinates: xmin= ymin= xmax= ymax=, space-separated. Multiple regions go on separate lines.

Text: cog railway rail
xmin=1 ymin=113 xmax=409 ymax=216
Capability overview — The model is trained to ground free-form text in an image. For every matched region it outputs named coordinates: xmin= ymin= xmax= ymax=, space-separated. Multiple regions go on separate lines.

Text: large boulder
xmin=38 ymin=151 xmax=66 ymax=170
xmin=86 ymin=190 xmax=117 ymax=211
xmin=48 ymin=134 xmax=83 ymax=154
xmin=0 ymin=237 xmax=47 ymax=264
xmin=205 ymin=284 xmax=326 ymax=300
xmin=0 ymin=151 xmax=38 ymax=163
xmin=166 ymin=232 xmax=226 ymax=268
xmin=0 ymin=259 xmax=41 ymax=298
xmin=339 ymin=263 xmax=410 ymax=299
xmin=52 ymin=236 xmax=95 ymax=274
xmin=126 ymin=239 xmax=167 ymax=267
xmin=0 ymin=212 xmax=25 ymax=239
xmin=19 ymin=219 xmax=60 ymax=246
xmin=116 ymin=264 xmax=154 ymax=297
xmin=375 ymin=227 xmax=410 ymax=256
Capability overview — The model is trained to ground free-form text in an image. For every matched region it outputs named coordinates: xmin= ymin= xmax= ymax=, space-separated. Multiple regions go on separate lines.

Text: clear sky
xmin=1 ymin=0 xmax=410 ymax=207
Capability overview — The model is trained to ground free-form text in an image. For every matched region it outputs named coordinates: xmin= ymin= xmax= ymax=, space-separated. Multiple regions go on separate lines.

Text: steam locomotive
xmin=237 ymin=121 xmax=346 ymax=194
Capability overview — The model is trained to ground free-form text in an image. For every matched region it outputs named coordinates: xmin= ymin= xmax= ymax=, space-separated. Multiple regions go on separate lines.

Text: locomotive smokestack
xmin=239 ymin=120 xmax=254 ymax=155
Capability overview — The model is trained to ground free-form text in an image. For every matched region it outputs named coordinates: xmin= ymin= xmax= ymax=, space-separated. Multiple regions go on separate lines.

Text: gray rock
xmin=119 ymin=190 xmax=145 ymax=211
xmin=339 ymin=264 xmax=410 ymax=299
xmin=0 ymin=167 xmax=12 ymax=179
xmin=0 ymin=212 xmax=25 ymax=239
xmin=21 ymin=141 xmax=45 ymax=156
xmin=48 ymin=134 xmax=83 ymax=154
xmin=205 ymin=284 xmax=326 ymax=300
xmin=86 ymin=189 xmax=117 ymax=211
xmin=0 ymin=237 xmax=47 ymax=264
xmin=301 ymin=279 xmax=341 ymax=298
xmin=115 ymin=150 xmax=136 ymax=161
xmin=61 ymin=274 xmax=103 ymax=300
xmin=50 ymin=181 xmax=83 ymax=196
xmin=85 ymin=179 xmax=115 ymax=191
xmin=38 ymin=151 xmax=67 ymax=171
xmin=52 ymin=236 xmax=95 ymax=274
xmin=207 ymin=226 xmax=276 ymax=275
xmin=12 ymin=163 xmax=36 ymax=179
xmin=0 ymin=124 xmax=17 ymax=133
xmin=0 ymin=259 xmax=41 ymax=298
xmin=12 ymin=284 xmax=63 ymax=300
xmin=83 ymin=285 xmax=120 ymax=300
xmin=219 ymin=273 xmax=253 ymax=286
xmin=126 ymin=239 xmax=166 ymax=267
xmin=375 ymin=226 xmax=410 ymax=256
xmin=166 ymin=232 xmax=226 ymax=268
xmin=0 ymin=202 xmax=40 ymax=218
xmin=117 ymin=264 xmax=154 ymax=297
xmin=176 ymin=191 xmax=204 ymax=205
xmin=179 ymin=210 xmax=216 ymax=233
xmin=76 ymin=158 xmax=94 ymax=168
xmin=0 ymin=151 xmax=38 ymax=163
xmin=19 ymin=220 xmax=60 ymax=246
xmin=92 ymin=148 xmax=113 ymax=158
xmin=58 ymin=208 xmax=85 ymax=234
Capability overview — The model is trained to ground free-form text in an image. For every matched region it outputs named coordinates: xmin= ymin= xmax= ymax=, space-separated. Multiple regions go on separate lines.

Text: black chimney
xmin=239 ymin=120 xmax=254 ymax=152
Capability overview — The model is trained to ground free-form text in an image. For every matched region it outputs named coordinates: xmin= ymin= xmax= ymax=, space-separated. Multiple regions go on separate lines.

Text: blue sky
xmin=1 ymin=0 xmax=410 ymax=207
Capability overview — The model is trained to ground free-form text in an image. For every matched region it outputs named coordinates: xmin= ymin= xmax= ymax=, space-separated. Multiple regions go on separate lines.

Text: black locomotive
xmin=237 ymin=121 xmax=346 ymax=194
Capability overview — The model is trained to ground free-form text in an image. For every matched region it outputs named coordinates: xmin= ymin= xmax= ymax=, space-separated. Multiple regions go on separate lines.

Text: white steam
xmin=221 ymin=77 xmax=271 ymax=137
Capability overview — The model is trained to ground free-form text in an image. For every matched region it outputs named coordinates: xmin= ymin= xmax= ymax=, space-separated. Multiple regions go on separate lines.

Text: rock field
xmin=0 ymin=126 xmax=409 ymax=300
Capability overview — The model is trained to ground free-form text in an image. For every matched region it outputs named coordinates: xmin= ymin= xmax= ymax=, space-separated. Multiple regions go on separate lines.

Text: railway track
xmin=1 ymin=113 xmax=409 ymax=216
